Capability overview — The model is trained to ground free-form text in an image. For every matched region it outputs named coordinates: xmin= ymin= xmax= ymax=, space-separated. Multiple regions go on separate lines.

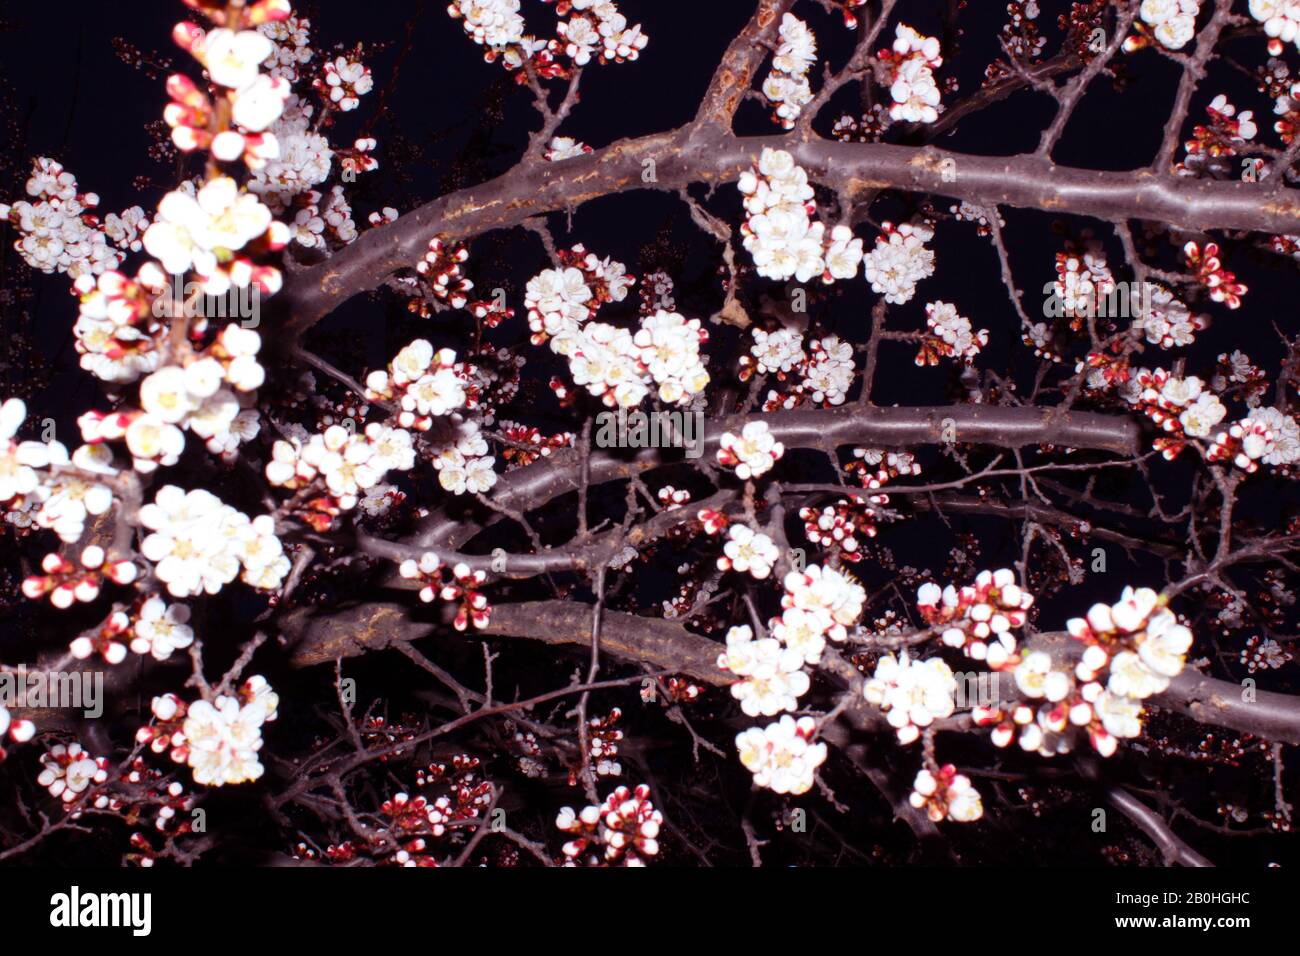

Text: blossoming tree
xmin=1 ymin=0 xmax=1299 ymax=866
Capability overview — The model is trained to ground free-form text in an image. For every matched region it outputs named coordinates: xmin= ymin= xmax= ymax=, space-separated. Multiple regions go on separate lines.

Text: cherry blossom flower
xmin=1139 ymin=0 xmax=1200 ymax=51
xmin=195 ymin=28 xmax=276 ymax=90
xmin=38 ymin=743 xmax=109 ymax=804
xmin=0 ymin=399 xmax=47 ymax=504
xmin=916 ymin=569 xmax=1033 ymax=668
xmin=882 ymin=25 xmax=944 ymax=124
xmin=556 ymin=784 xmax=662 ymax=866
xmin=717 ymin=421 xmax=784 ymax=480
xmin=718 ymin=524 xmax=780 ymax=580
xmin=717 ymin=624 xmax=810 ymax=717
xmin=909 ymin=765 xmax=982 ymax=822
xmin=182 ymin=678 xmax=278 ymax=787
xmin=545 ymin=136 xmax=592 ymax=161
xmin=761 ymin=14 xmax=816 ymax=129
xmin=864 ymin=652 xmax=958 ymax=744
xmin=863 ymin=220 xmax=935 ymax=304
xmin=734 ymin=714 xmax=827 ymax=795
xmin=130 ymin=597 xmax=196 ymax=661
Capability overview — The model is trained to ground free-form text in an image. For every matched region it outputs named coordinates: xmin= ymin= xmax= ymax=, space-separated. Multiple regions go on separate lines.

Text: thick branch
xmin=279 ymin=130 xmax=1300 ymax=334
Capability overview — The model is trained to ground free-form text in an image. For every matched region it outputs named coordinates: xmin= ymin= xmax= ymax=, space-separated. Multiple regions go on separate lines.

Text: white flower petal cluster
xmin=910 ymin=766 xmax=982 ymax=822
xmin=143 ymin=176 xmax=277 ymax=295
xmin=31 ymin=444 xmax=116 ymax=543
xmin=864 ymin=652 xmax=957 ymax=744
xmin=267 ymin=421 xmax=418 ymax=507
xmin=1 ymin=158 xmax=123 ymax=279
xmin=717 ymin=624 xmax=810 ymax=717
xmin=738 ymin=149 xmax=825 ymax=282
xmin=139 ymin=485 xmax=289 ymax=597
xmin=782 ymin=563 xmax=866 ymax=642
xmin=182 ymin=677 xmax=278 ymax=787
xmin=545 ymin=136 xmax=592 ymax=161
xmin=0 ymin=399 xmax=49 ymax=505
xmin=632 ymin=310 xmax=710 ymax=404
xmin=734 ymin=715 xmax=827 ymax=795
xmin=924 ymin=301 xmax=988 ymax=364
xmin=887 ymin=25 xmax=944 ymax=124
xmin=37 ymin=743 xmax=108 ymax=803
xmin=716 ymin=420 xmax=785 ymax=480
xmin=749 ymin=328 xmax=805 ymax=375
xmin=1132 ymin=283 xmax=1207 ymax=348
xmin=431 ymin=420 xmax=499 ymax=495
xmin=802 ymin=335 xmax=854 ymax=405
xmin=915 ymin=568 xmax=1033 ymax=667
xmin=1141 ymin=0 xmax=1201 ymax=50
xmin=450 ymin=0 xmax=525 ymax=50
xmin=719 ymin=524 xmax=780 ymax=580
xmin=761 ymin=14 xmax=816 ymax=129
xmin=863 ymin=220 xmax=935 ymax=304
xmin=249 ymin=94 xmax=332 ymax=211
xmin=259 ymin=15 xmax=314 ymax=82
xmin=1251 ymin=0 xmax=1300 ymax=51
xmin=1220 ymin=405 xmax=1300 ymax=469
xmin=130 ymin=597 xmax=196 ymax=661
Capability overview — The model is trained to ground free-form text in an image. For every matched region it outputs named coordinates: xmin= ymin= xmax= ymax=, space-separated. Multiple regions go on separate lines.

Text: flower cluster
xmin=1139 ymin=0 xmax=1200 ymax=51
xmin=880 ymin=25 xmax=944 ymax=124
xmin=22 ymin=546 xmax=138 ymax=610
xmin=556 ymin=784 xmax=662 ymax=866
xmin=413 ymin=237 xmax=473 ymax=311
xmin=864 ymin=652 xmax=958 ymax=744
xmin=1249 ymin=0 xmax=1300 ymax=55
xmin=1183 ymin=240 xmax=1247 ymax=309
xmin=145 ymin=175 xmax=288 ymax=298
xmin=38 ymin=743 xmax=111 ymax=805
xmin=544 ymin=136 xmax=592 ymax=161
xmin=717 ymin=624 xmax=810 ymax=717
xmin=1176 ymin=94 xmax=1258 ymax=178
xmin=916 ymin=300 xmax=988 ymax=366
xmin=1121 ymin=367 xmax=1227 ymax=459
xmin=138 ymin=485 xmax=289 ymax=597
xmin=915 ymin=569 xmax=1034 ymax=669
xmin=72 ymin=264 xmax=169 ymax=384
xmin=364 ymin=339 xmax=469 ymax=427
xmin=782 ymin=564 xmax=867 ymax=644
xmin=316 ymin=55 xmax=372 ymax=111
xmin=0 ymin=158 xmax=128 ymax=279
xmin=398 ymin=553 xmax=492 ymax=630
xmin=750 ymin=331 xmax=856 ymax=410
xmin=734 ymin=714 xmax=827 ymax=795
xmin=716 ymin=421 xmax=784 ymax=480
xmin=526 ymin=246 xmax=632 ymax=343
xmin=738 ymin=149 xmax=823 ymax=282
xmin=862 ymin=220 xmax=935 ymax=304
xmin=1051 ymin=241 xmax=1116 ymax=323
xmin=1132 ymin=284 xmax=1208 ymax=348
xmin=718 ymin=524 xmax=780 ymax=580
xmin=762 ymin=14 xmax=816 ymax=129
xmin=267 ymin=420 xmax=419 ymax=522
xmin=450 ymin=0 xmax=647 ymax=75
xmin=180 ymin=677 xmax=279 ymax=786
xmin=800 ymin=495 xmax=885 ymax=563
xmin=430 ymin=419 xmax=499 ymax=495
xmin=1208 ymin=405 xmax=1300 ymax=472
xmin=909 ymin=765 xmax=982 ymax=822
